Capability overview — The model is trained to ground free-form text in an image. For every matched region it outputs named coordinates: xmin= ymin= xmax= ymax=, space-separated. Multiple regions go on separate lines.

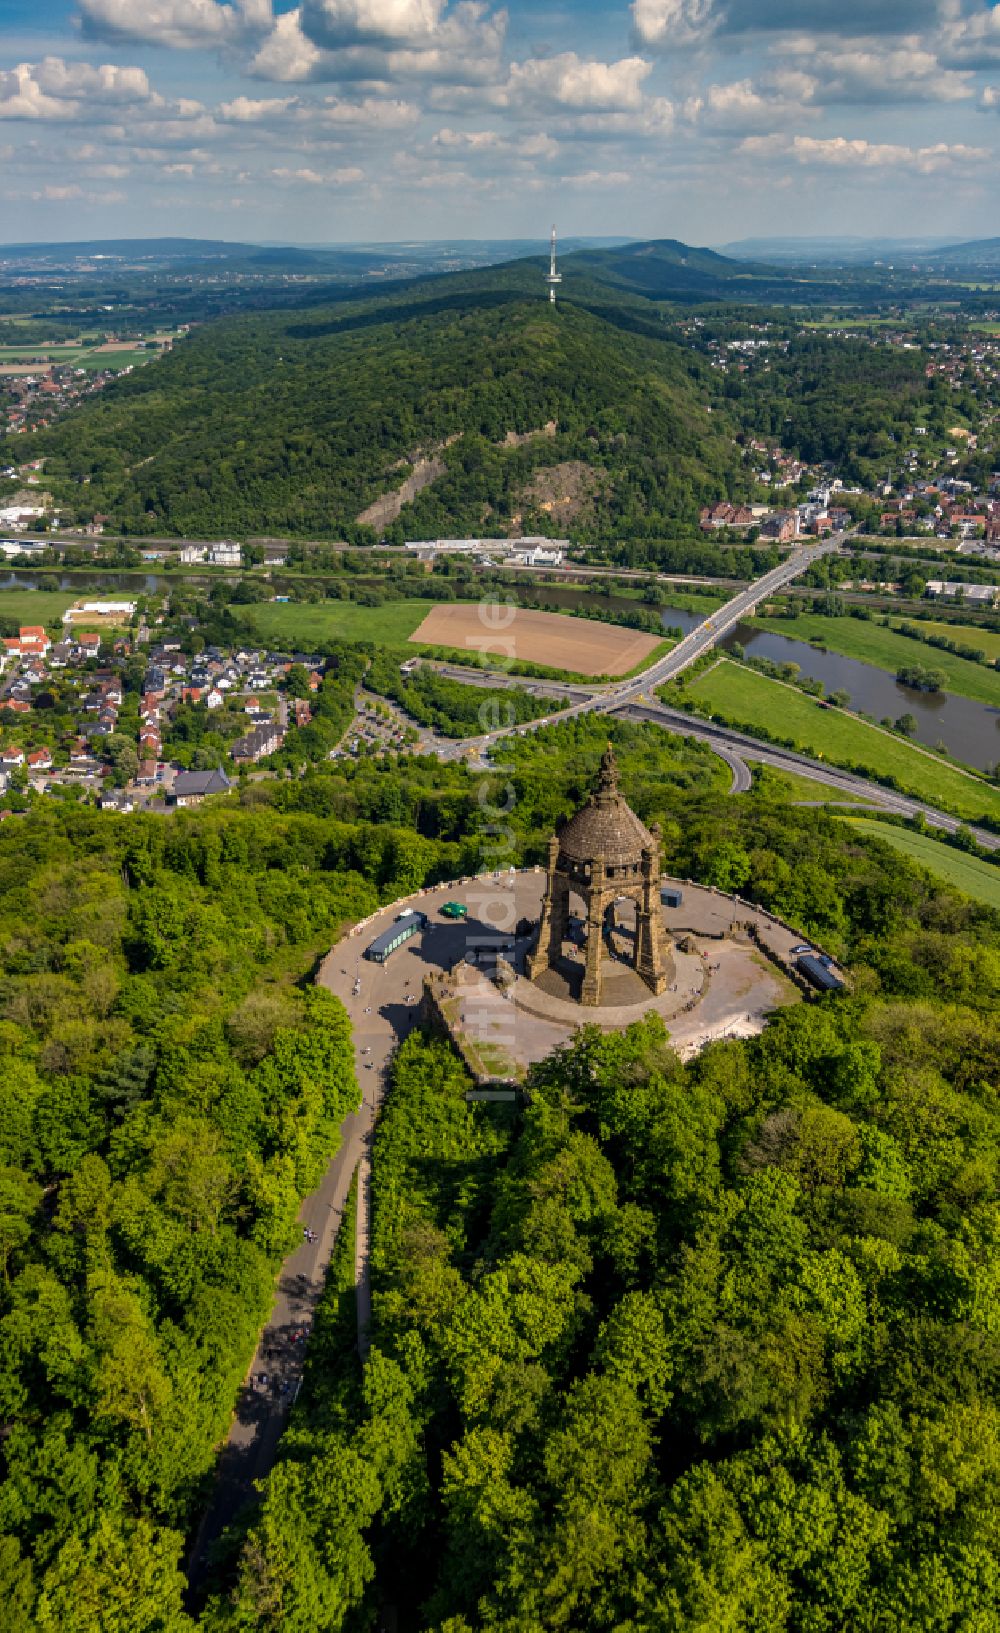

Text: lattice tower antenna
xmin=545 ymin=224 xmax=562 ymax=304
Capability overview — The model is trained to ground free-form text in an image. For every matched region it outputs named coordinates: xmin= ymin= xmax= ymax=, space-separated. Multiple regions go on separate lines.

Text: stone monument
xmin=526 ymin=744 xmax=671 ymax=1006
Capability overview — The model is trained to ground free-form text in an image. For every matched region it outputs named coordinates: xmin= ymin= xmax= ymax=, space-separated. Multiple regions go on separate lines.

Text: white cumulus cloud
xmin=686 ymin=71 xmax=816 ymax=131
xmin=249 ymin=1 xmax=505 ymax=84
xmin=780 ymin=35 xmax=974 ymax=104
xmin=504 ymin=52 xmax=652 ymax=112
xmin=298 ymin=0 xmax=446 ymax=48
xmin=742 ymin=132 xmax=989 ymax=173
xmin=217 ymin=93 xmax=294 ymax=120
xmin=631 ymin=0 xmax=716 ymax=49
xmin=77 ymin=0 xmax=273 ymax=49
xmin=0 ymin=57 xmax=156 ymax=120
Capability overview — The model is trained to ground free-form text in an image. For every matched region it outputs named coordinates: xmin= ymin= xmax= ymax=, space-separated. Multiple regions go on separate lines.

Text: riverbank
xmin=680 ymin=659 xmax=1000 ymax=824
xmin=750 ymin=610 xmax=1000 ymax=707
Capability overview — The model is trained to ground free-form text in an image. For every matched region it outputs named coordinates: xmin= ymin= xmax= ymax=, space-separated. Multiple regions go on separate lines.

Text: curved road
xmin=425 ymin=537 xmax=998 ymax=848
xmin=614 ymin=700 xmax=1000 ymax=850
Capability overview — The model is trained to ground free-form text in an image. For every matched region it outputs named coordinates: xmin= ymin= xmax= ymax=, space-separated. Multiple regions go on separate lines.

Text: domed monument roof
xmin=557 ymin=745 xmax=658 ymax=867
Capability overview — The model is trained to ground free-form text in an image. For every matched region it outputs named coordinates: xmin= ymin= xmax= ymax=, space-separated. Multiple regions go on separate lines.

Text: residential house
xmin=26 ymin=748 xmax=52 ymax=771
xmin=167 ymin=768 xmax=232 ymax=806
xmin=232 ymin=722 xmax=282 ymax=763
xmin=761 ymin=511 xmax=798 ymax=543
xmin=1 ymin=747 xmax=24 ymax=767
xmin=5 ymin=624 xmax=50 ymax=658
xmin=699 ymin=502 xmax=755 ymax=531
xmin=100 ymin=790 xmax=134 ymax=812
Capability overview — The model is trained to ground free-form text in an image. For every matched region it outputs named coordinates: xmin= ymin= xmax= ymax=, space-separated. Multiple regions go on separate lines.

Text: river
xmin=535 ymin=585 xmax=998 ymax=771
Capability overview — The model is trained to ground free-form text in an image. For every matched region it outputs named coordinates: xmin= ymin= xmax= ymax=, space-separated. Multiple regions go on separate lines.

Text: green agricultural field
xmin=0 ymin=345 xmax=86 ymax=361
xmin=900 ymin=617 xmax=1000 ymax=664
xmin=0 ymin=589 xmax=77 ymax=625
xmin=657 ymin=588 xmax=730 ymax=614
xmin=77 ymin=350 xmax=156 ymax=372
xmin=232 ymin=598 xmax=442 ymax=647
xmin=684 ymin=659 xmax=1000 ymax=823
xmin=754 ymin=611 xmax=1000 ymax=706
xmin=839 ymin=818 xmax=1000 ymax=910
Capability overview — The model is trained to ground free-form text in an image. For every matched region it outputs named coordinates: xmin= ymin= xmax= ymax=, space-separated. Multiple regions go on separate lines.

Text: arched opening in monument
xmin=526 ymin=745 xmax=674 ymax=1007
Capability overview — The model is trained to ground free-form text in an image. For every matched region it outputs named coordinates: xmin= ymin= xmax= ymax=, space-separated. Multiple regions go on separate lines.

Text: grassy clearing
xmin=899 ymin=617 xmax=1000 ymax=664
xmin=837 ymin=818 xmax=1000 ymax=910
xmin=657 ymin=588 xmax=730 ymax=614
xmin=684 ymin=659 xmax=1000 ymax=823
xmin=0 ymin=589 xmax=77 ymax=624
xmin=752 ymin=612 xmax=1000 ymax=706
xmin=754 ymin=766 xmax=883 ymax=805
xmin=232 ymin=598 xmax=436 ymax=646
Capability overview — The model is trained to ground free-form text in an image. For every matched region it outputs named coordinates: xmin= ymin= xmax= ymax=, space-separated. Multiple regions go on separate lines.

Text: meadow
xmin=838 ymin=817 xmax=1000 ymax=910
xmin=752 ymin=611 xmax=1000 ymax=706
xmin=231 ymin=598 xmax=436 ymax=646
xmin=684 ymin=658 xmax=1000 ymax=822
xmin=0 ymin=588 xmax=78 ymax=624
xmin=898 ymin=615 xmax=1000 ymax=664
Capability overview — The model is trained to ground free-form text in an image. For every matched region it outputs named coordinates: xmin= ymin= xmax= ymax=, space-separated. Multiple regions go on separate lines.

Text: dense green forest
xmin=1 ymin=714 xmax=998 ymax=1629
xmin=717 ymin=333 xmax=952 ymax=476
xmin=202 ymin=784 xmax=1000 ymax=1631
xmin=0 ymin=786 xmax=470 ymax=1628
xmin=16 ymin=236 xmax=991 ymax=545
xmin=29 ymin=294 xmax=740 ymax=542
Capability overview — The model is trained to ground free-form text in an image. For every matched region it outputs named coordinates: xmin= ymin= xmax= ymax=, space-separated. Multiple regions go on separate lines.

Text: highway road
xmin=422 ymin=536 xmax=1000 ymax=848
xmin=427 ymin=537 xmax=842 ymax=764
xmin=596 ymin=534 xmax=844 ymax=701
xmin=614 ymin=700 xmax=1000 ymax=851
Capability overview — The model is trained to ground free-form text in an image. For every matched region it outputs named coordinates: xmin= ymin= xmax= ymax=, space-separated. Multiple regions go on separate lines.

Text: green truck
xmin=440 ymin=901 xmax=468 ymax=920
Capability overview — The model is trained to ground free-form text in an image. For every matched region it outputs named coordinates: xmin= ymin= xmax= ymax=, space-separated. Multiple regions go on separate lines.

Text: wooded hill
xmin=32 ymin=291 xmax=741 ymax=541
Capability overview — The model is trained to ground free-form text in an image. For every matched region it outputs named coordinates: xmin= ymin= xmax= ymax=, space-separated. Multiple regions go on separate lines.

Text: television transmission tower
xmin=545 ymin=224 xmax=562 ymax=304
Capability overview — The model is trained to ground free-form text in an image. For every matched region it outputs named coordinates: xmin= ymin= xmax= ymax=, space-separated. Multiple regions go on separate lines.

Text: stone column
xmin=527 ymin=836 xmax=562 ymax=982
xmin=581 ymin=859 xmax=606 ymax=1006
xmin=635 ymin=837 xmax=668 ymax=996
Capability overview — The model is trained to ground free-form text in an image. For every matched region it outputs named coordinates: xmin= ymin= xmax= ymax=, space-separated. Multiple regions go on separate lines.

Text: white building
xmin=74 ymin=600 xmax=137 ymax=618
xmin=180 ymin=545 xmax=207 ymax=564
xmin=208 ymin=542 xmax=242 ymax=567
xmin=0 ymin=505 xmax=45 ymax=530
xmin=0 ymin=539 xmax=47 ymax=558
xmin=925 ymin=580 xmax=998 ymax=604
xmin=516 ymin=546 xmax=565 ymax=568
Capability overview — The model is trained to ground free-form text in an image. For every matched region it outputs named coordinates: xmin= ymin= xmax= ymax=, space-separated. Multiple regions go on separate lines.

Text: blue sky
xmin=2 ymin=0 xmax=1000 ymax=245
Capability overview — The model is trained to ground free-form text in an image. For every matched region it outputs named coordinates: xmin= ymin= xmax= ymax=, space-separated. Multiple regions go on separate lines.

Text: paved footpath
xmin=187 ymin=869 xmax=821 ymax=1586
xmin=186 ymin=882 xmax=479 ymax=1585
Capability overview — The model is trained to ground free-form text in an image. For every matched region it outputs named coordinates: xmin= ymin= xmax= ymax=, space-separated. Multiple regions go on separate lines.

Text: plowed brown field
xmin=409 ymin=604 xmax=661 ymax=676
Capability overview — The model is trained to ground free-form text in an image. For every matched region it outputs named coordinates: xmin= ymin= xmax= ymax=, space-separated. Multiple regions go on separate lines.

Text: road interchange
xmin=423 ymin=534 xmax=999 ymax=848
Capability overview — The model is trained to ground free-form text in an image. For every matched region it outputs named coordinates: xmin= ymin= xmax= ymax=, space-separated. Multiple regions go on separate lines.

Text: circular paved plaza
xmin=318 ymin=870 xmax=809 ymax=1083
